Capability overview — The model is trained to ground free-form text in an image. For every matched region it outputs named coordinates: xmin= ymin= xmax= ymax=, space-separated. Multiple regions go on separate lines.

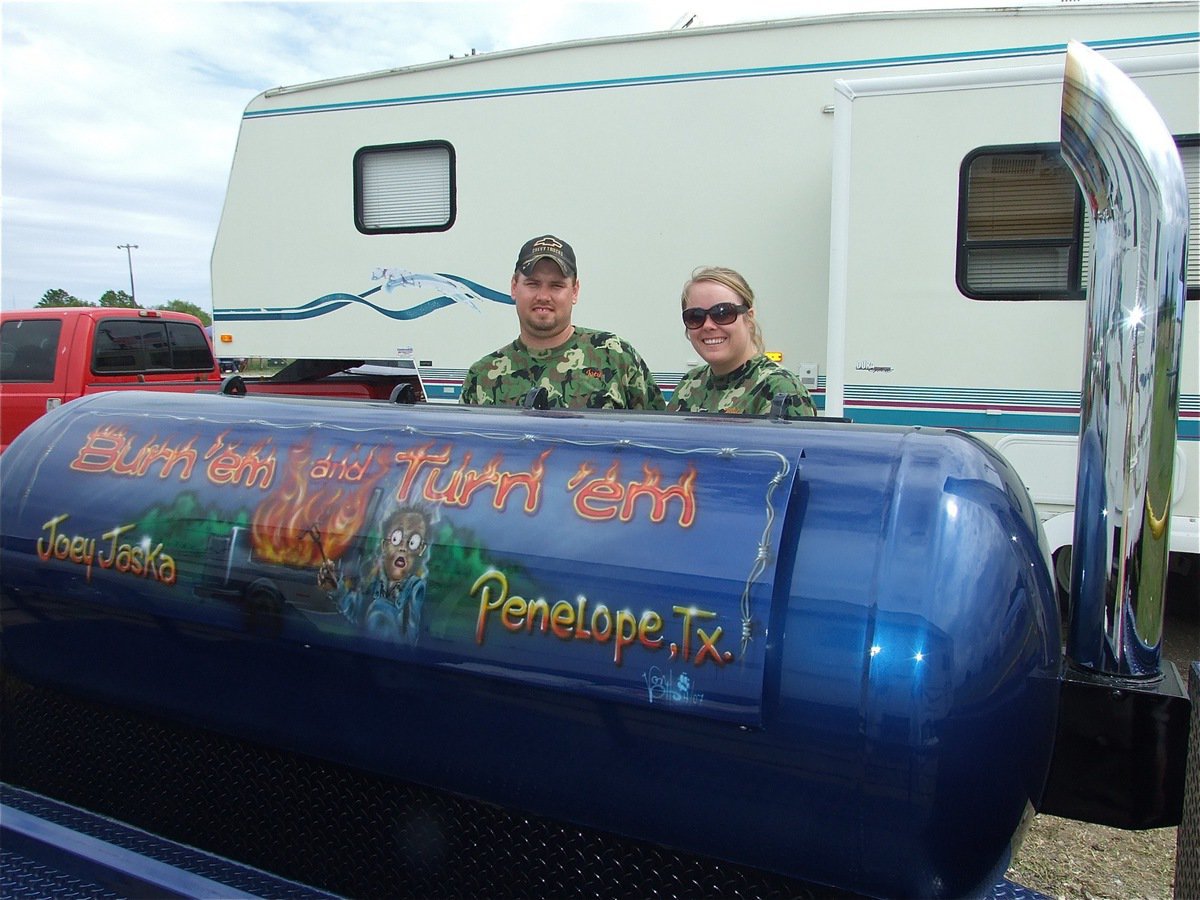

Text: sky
xmin=1 ymin=0 xmax=1114 ymax=312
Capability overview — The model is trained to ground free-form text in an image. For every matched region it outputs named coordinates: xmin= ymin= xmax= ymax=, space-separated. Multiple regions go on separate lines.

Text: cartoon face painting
xmin=381 ymin=509 xmax=428 ymax=584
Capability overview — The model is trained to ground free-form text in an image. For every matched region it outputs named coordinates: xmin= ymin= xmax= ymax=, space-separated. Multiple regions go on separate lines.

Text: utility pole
xmin=116 ymin=243 xmax=138 ymax=305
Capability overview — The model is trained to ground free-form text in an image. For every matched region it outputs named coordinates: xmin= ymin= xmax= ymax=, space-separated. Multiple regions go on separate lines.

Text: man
xmin=459 ymin=235 xmax=665 ymax=409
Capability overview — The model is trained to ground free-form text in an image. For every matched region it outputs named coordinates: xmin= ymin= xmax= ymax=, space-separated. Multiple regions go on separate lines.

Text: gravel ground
xmin=1006 ymin=579 xmax=1197 ymax=900
xmin=1008 ymin=816 xmax=1177 ymax=900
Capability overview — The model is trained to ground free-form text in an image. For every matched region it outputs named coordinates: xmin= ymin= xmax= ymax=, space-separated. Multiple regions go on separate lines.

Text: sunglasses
xmin=682 ymin=302 xmax=750 ymax=330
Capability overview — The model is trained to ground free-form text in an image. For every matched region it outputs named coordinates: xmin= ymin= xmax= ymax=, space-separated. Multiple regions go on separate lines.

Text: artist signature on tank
xmin=644 ymin=667 xmax=705 ymax=707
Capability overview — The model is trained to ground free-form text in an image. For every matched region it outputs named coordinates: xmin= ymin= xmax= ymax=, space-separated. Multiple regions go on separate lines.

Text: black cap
xmin=515 ymin=235 xmax=577 ymax=277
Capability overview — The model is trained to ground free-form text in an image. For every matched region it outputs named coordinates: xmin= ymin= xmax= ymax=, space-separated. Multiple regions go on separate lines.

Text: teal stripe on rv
xmin=419 ymin=374 xmax=1197 ymax=438
xmin=845 ymin=407 xmax=1199 ymax=440
xmin=847 ymin=407 xmax=1080 ymax=433
xmin=843 ymin=384 xmax=1199 ymax=439
xmin=243 ymin=33 xmax=1198 ymax=120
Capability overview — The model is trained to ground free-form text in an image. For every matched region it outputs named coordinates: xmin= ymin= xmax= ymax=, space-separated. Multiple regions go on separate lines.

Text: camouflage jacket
xmin=460 ymin=326 xmax=666 ymax=410
xmin=668 ymin=355 xmax=817 ymax=418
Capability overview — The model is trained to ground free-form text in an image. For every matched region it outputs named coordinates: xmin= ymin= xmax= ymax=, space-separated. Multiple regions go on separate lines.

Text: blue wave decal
xmin=436 ymin=273 xmax=514 ymax=305
xmin=213 ymin=271 xmax=513 ymax=322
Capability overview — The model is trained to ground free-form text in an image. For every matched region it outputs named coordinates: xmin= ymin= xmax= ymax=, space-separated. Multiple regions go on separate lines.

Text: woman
xmin=668 ymin=266 xmax=816 ymax=417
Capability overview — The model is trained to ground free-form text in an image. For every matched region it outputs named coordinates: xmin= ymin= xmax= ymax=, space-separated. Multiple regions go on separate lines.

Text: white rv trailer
xmin=210 ymin=2 xmax=1199 ymax=592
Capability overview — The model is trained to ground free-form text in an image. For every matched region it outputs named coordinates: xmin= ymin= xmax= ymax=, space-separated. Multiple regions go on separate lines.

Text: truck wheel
xmin=244 ymin=581 xmax=284 ymax=637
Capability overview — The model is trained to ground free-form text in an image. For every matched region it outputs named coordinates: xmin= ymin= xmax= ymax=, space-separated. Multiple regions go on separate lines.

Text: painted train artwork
xmin=0 ymin=41 xmax=1194 ymax=900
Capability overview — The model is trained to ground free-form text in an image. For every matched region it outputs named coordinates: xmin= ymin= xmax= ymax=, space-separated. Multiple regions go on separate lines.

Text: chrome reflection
xmin=1061 ymin=41 xmax=1189 ymax=677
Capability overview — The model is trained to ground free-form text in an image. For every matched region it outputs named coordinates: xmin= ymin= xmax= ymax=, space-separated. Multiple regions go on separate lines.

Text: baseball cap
xmin=515 ymin=235 xmax=577 ymax=277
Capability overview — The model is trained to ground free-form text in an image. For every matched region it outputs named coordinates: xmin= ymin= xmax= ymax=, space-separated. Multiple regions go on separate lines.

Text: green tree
xmin=36 ymin=288 xmax=92 ymax=307
xmin=157 ymin=299 xmax=211 ymax=326
xmin=99 ymin=289 xmax=138 ymax=308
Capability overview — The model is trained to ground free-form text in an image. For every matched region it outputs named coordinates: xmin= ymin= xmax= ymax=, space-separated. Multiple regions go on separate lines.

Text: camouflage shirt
xmin=669 ymin=355 xmax=817 ymax=418
xmin=460 ymin=326 xmax=666 ymax=410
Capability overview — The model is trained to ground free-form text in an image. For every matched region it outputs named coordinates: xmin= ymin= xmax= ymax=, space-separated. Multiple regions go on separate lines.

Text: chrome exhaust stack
xmin=1038 ymin=41 xmax=1191 ymax=829
xmin=1061 ymin=40 xmax=1189 ymax=679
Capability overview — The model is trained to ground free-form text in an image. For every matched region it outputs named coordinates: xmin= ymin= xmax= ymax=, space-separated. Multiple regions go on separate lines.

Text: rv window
xmin=959 ymin=139 xmax=1199 ymax=301
xmin=957 ymin=145 xmax=1084 ymax=300
xmin=354 ymin=141 xmax=455 ymax=234
xmin=1179 ymin=139 xmax=1198 ymax=300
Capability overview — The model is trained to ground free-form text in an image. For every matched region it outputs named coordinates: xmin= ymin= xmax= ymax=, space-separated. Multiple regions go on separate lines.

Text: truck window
xmin=354 ymin=140 xmax=455 ymax=234
xmin=0 ymin=319 xmax=61 ymax=382
xmin=957 ymin=138 xmax=1198 ymax=301
xmin=166 ymin=321 xmax=215 ymax=369
xmin=92 ymin=319 xmax=214 ymax=374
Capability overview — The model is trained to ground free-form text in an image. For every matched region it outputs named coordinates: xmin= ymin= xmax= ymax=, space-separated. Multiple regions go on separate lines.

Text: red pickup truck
xmin=1 ymin=306 xmax=428 ymax=453
xmin=0 ymin=307 xmax=222 ymax=452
